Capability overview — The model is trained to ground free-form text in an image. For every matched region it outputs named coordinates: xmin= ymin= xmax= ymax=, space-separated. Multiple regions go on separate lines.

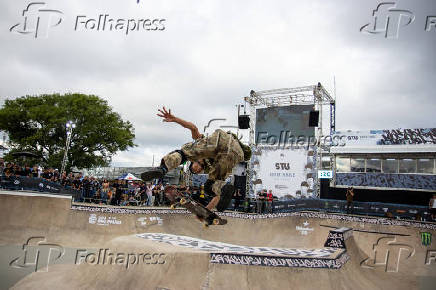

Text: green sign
xmin=421 ymin=232 xmax=432 ymax=246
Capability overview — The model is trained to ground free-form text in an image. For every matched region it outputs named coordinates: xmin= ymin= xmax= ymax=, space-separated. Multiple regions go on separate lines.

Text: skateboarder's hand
xmin=157 ymin=106 xmax=176 ymax=122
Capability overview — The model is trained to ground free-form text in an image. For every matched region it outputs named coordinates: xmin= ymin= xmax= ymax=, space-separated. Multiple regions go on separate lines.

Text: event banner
xmin=252 ymin=147 xmax=315 ymax=198
xmin=333 ymin=128 xmax=436 ymax=146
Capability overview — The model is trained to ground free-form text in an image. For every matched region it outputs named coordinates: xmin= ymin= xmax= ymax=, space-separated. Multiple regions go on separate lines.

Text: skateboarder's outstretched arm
xmin=157 ymin=106 xmax=202 ymax=140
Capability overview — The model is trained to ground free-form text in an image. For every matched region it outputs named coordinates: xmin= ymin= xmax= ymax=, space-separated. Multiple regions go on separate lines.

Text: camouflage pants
xmin=162 ymin=129 xmax=244 ymax=196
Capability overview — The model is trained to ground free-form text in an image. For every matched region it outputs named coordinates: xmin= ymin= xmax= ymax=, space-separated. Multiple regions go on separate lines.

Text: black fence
xmin=0 ymin=175 xmax=431 ymax=221
xmin=231 ymin=198 xmax=431 ymax=221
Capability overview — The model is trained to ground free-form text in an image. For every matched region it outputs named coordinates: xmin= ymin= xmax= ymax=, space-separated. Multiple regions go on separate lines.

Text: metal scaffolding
xmin=243 ymin=83 xmax=335 ymax=198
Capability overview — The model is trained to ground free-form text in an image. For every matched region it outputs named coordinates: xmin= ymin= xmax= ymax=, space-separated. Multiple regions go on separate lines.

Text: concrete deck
xmin=0 ymin=190 xmax=435 ymax=290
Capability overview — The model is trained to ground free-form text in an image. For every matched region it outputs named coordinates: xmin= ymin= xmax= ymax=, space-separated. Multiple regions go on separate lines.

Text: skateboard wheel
xmin=170 ymin=204 xmax=176 ymax=210
xmin=213 ymin=219 xmax=220 ymax=225
xmin=180 ymin=198 xmax=187 ymax=205
xmin=203 ymin=223 xmax=209 ymax=228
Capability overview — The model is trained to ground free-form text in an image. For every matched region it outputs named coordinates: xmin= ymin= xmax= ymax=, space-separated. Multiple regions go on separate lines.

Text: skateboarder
xmin=141 ymin=107 xmax=251 ymax=212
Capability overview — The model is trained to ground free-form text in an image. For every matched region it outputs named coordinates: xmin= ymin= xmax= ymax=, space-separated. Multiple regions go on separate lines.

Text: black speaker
xmin=234 ymin=175 xmax=247 ymax=196
xmin=238 ymin=115 xmax=250 ymax=129
xmin=309 ymin=111 xmax=319 ymax=127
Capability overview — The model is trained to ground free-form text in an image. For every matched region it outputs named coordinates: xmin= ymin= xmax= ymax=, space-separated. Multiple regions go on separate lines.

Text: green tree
xmin=0 ymin=93 xmax=135 ymax=171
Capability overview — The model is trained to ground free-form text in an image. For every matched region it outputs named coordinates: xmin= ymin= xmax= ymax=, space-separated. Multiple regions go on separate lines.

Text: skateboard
xmin=164 ymin=186 xmax=227 ymax=227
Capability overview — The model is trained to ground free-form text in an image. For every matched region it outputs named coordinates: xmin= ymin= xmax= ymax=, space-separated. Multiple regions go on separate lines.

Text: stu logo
xmin=275 ymin=163 xmax=290 ymax=170
xmin=9 ymin=237 xmax=64 ymax=272
xmin=10 ymin=2 xmax=63 ymax=38
xmin=360 ymin=2 xmax=414 ymax=39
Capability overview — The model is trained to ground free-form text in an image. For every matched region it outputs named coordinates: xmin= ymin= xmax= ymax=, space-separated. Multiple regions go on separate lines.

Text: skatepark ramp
xmin=0 ymin=190 xmax=435 ymax=289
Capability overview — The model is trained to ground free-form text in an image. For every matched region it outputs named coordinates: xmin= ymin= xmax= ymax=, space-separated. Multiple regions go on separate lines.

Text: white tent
xmin=118 ymin=173 xmax=142 ymax=181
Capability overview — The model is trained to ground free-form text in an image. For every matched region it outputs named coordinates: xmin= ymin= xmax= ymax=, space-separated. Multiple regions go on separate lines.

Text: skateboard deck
xmin=164 ymin=186 xmax=227 ymax=227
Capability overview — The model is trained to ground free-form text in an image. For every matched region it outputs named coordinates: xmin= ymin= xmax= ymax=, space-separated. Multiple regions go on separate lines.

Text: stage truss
xmin=243 ymin=83 xmax=335 ymax=198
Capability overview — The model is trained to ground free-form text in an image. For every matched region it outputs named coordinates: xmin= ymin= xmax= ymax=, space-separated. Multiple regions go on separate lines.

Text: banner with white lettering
xmin=334 ymin=128 xmax=436 ymax=146
xmin=253 ymin=147 xmax=315 ymax=198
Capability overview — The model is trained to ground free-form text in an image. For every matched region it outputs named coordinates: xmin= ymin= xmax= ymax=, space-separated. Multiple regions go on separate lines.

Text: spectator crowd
xmin=1 ymin=159 xmax=434 ymax=221
xmin=0 ymin=159 xmax=177 ymax=207
xmin=0 ymin=159 xmax=282 ymax=212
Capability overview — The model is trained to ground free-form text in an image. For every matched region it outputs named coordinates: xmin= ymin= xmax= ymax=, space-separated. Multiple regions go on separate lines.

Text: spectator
xmin=42 ymin=168 xmax=52 ymax=180
xmin=132 ymin=183 xmax=142 ymax=205
xmin=107 ymin=187 xmax=113 ymax=204
xmin=89 ymin=177 xmax=99 ymax=199
xmin=156 ymin=183 xmax=164 ymax=206
xmin=53 ymin=169 xmax=60 ymax=182
xmin=101 ymin=179 xmax=110 ymax=204
xmin=139 ymin=182 xmax=147 ymax=206
xmin=346 ymin=187 xmax=354 ymax=214
xmin=63 ymin=173 xmax=74 ymax=189
xmin=31 ymin=165 xmax=39 ymax=178
xmin=233 ymin=189 xmax=242 ymax=211
xmin=266 ymin=190 xmax=274 ymax=213
xmin=429 ymin=194 xmax=436 ymax=221
xmin=2 ymin=167 xmax=14 ymax=189
xmin=5 ymin=162 xmax=14 ymax=175
xmin=59 ymin=172 xmax=65 ymax=186
xmin=14 ymin=164 xmax=24 ymax=177
xmin=0 ymin=159 xmax=4 ymax=176
xmin=4 ymin=167 xmax=13 ymax=178
xmin=111 ymin=179 xmax=124 ymax=206
xmin=23 ymin=165 xmax=32 ymax=177
xmin=145 ymin=183 xmax=153 ymax=206
xmin=82 ymin=176 xmax=91 ymax=201
xmin=73 ymin=175 xmax=82 ymax=191
xmin=120 ymin=194 xmax=129 ymax=206
xmin=127 ymin=180 xmax=136 ymax=195
xmin=256 ymin=190 xmax=266 ymax=214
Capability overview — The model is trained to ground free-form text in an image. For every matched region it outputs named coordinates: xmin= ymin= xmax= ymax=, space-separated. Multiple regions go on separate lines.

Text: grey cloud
xmin=1 ymin=0 xmax=435 ymax=166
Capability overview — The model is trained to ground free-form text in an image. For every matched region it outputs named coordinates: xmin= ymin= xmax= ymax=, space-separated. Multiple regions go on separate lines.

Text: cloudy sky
xmin=1 ymin=0 xmax=435 ymax=167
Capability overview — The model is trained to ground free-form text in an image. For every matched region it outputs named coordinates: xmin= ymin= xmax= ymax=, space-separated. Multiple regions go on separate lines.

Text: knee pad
xmin=216 ymin=184 xmax=235 ymax=212
xmin=220 ymin=184 xmax=235 ymax=198
xmin=204 ymin=179 xmax=215 ymax=195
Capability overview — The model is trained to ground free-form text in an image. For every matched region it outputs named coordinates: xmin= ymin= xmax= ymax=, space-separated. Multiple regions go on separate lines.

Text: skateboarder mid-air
xmin=141 ymin=107 xmax=251 ymax=212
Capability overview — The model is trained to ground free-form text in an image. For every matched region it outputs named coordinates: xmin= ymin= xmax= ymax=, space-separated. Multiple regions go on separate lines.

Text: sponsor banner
xmin=69 ymin=204 xmax=436 ymax=230
xmin=136 ymin=233 xmax=338 ymax=258
xmin=0 ymin=176 xmax=78 ymax=196
xmin=318 ymin=170 xmax=333 ymax=179
xmin=209 ymin=252 xmax=349 ymax=269
xmin=323 ymin=228 xmax=352 ymax=249
xmin=252 ymin=147 xmax=315 ymax=198
xmin=334 ymin=128 xmax=436 ymax=146
xmin=421 ymin=232 xmax=432 ymax=246
xmin=336 ymin=173 xmax=436 ymax=191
